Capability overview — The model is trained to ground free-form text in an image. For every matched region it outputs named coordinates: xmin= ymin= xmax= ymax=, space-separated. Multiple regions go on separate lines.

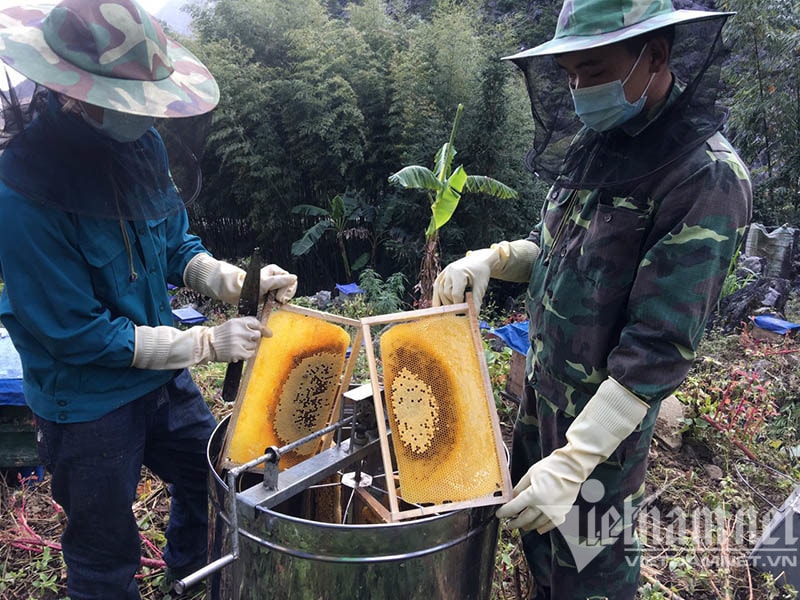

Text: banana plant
xmin=388 ymin=103 xmax=518 ymax=307
xmin=291 ymin=193 xmax=369 ymax=282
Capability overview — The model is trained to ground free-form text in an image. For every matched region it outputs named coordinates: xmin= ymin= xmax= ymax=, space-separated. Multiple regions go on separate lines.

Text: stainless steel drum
xmin=207 ymin=417 xmax=500 ymax=600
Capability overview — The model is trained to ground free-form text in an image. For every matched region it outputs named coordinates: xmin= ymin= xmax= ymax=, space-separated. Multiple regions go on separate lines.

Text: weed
xmin=0 ymin=567 xmax=24 ymax=593
xmin=637 ymin=582 xmax=671 ymax=599
xmin=760 ymin=572 xmax=799 ymax=599
xmin=492 ymin=525 xmax=532 ymax=600
xmin=358 ymin=269 xmax=407 ymax=315
xmin=483 ymin=339 xmax=515 ymax=421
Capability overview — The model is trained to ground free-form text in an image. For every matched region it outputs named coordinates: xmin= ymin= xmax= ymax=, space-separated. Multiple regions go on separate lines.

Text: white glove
xmin=432 ymin=240 xmax=540 ymax=311
xmin=183 ymin=253 xmax=297 ymax=305
xmin=131 ymin=317 xmax=268 ymax=370
xmin=260 ymin=264 xmax=297 ymax=303
xmin=496 ymin=378 xmax=649 ymax=533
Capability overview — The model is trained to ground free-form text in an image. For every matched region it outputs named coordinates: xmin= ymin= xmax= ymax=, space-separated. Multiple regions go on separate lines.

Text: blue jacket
xmin=0 ymin=98 xmax=208 ymax=423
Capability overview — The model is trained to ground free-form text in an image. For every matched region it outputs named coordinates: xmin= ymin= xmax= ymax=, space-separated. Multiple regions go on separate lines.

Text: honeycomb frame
xmin=219 ymin=303 xmax=362 ymax=472
xmin=360 ymin=301 xmax=512 ymax=521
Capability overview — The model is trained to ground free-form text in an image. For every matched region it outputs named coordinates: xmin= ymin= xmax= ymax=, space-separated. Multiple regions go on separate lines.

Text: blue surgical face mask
xmin=80 ymin=105 xmax=155 ymax=143
xmin=570 ymin=44 xmax=656 ymax=132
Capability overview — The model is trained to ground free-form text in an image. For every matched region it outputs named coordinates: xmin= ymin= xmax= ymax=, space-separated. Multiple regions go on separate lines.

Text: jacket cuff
xmin=583 ymin=378 xmax=650 ymax=440
xmin=183 ymin=253 xmax=245 ymax=305
xmin=490 ymin=240 xmax=540 ymax=283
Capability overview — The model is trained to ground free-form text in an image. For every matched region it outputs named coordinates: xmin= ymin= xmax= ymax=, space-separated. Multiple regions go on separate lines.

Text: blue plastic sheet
xmin=335 ymin=283 xmax=365 ymax=296
xmin=488 ymin=321 xmax=530 ymax=355
xmin=0 ymin=330 xmax=25 ymax=407
xmin=753 ymin=314 xmax=800 ymax=335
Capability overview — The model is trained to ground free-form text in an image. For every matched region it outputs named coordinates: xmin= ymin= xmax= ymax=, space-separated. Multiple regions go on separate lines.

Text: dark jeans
xmin=35 ymin=369 xmax=217 ymax=600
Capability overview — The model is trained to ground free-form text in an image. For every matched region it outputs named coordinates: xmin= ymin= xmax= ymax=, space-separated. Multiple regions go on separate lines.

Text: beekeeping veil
xmin=0 ymin=0 xmax=219 ymax=219
xmin=504 ymin=0 xmax=733 ymax=191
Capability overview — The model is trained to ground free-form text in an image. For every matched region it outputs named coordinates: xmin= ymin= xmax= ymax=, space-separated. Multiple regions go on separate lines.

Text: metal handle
xmin=172 ymin=414 xmax=358 ymax=593
xmin=174 ymin=553 xmax=237 ymax=594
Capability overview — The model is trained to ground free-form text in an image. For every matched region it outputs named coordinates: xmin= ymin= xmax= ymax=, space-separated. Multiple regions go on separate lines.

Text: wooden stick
xmin=359 ymin=302 xmax=468 ymax=325
xmin=361 ymin=320 xmax=401 ymax=519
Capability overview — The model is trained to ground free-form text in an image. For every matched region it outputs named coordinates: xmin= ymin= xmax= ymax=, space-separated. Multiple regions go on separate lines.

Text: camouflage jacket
xmin=525 ymin=126 xmax=752 ymax=416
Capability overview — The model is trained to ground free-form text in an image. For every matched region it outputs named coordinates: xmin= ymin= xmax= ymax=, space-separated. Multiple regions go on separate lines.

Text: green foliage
xmin=292 ymin=193 xmax=371 ymax=281
xmin=492 ymin=525 xmax=532 ymax=598
xmin=482 ymin=339 xmax=514 ymax=421
xmin=719 ymin=0 xmax=800 ymax=224
xmin=185 ymin=0 xmax=543 ymax=293
xmin=186 ymin=0 xmax=377 ymax=273
xmin=676 ymin=326 xmax=800 ymax=471
xmin=636 ymin=583 xmax=670 ymax=600
xmin=719 ymin=254 xmax=756 ymax=303
xmin=389 ymin=104 xmax=518 ymax=241
xmin=389 ymin=103 xmax=519 ymax=304
xmin=26 ymin=546 xmax=61 ymax=595
xmin=357 ymin=268 xmax=408 ymax=314
xmin=760 ymin=572 xmax=799 ymax=599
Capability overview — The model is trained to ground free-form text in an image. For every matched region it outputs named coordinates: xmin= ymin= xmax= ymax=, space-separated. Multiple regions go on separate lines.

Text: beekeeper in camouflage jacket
xmin=0 ymin=1 xmax=296 ymax=598
xmin=434 ymin=0 xmax=752 ymax=597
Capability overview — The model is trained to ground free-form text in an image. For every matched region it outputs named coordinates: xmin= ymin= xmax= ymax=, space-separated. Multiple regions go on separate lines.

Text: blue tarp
xmin=172 ymin=306 xmax=208 ymax=325
xmin=0 ymin=329 xmax=25 ymax=407
xmin=1 ymin=329 xmax=44 ymax=482
xmin=488 ymin=321 xmax=530 ymax=355
xmin=335 ymin=283 xmax=365 ymax=296
xmin=753 ymin=314 xmax=800 ymax=335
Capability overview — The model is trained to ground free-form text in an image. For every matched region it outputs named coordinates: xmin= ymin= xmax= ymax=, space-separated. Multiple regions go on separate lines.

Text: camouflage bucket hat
xmin=0 ymin=0 xmax=219 ymax=117
xmin=503 ymin=0 xmax=732 ymax=60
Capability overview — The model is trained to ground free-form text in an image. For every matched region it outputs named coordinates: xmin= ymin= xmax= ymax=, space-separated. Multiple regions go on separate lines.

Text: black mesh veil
xmin=510 ymin=11 xmax=731 ymax=190
xmin=156 ymin=111 xmax=212 ymax=207
xmin=0 ymin=71 xmax=210 ymax=220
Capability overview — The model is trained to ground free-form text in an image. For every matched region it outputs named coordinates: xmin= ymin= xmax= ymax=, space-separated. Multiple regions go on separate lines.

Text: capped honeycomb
xmin=380 ymin=314 xmax=505 ymax=505
xmin=225 ymin=309 xmax=351 ymax=469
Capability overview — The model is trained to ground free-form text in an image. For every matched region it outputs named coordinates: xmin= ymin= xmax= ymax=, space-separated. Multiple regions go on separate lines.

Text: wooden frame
xmin=218 ymin=303 xmax=361 ymax=472
xmin=359 ymin=301 xmax=512 ymax=522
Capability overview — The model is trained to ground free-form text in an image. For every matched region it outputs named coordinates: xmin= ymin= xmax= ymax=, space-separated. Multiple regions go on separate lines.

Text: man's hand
xmin=432 ymin=240 xmax=540 ymax=312
xmin=259 ymin=264 xmax=297 ymax=303
xmin=208 ymin=317 xmax=269 ymax=363
xmin=131 ymin=317 xmax=270 ymax=370
xmin=496 ymin=446 xmax=587 ymax=532
xmin=496 ymin=378 xmax=649 ymax=533
xmin=432 ymin=248 xmax=496 ymax=311
xmin=184 ymin=253 xmax=297 ymax=306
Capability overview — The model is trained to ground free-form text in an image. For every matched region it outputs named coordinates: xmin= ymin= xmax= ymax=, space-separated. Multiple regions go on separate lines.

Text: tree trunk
xmin=414 ymin=234 xmax=440 ymax=308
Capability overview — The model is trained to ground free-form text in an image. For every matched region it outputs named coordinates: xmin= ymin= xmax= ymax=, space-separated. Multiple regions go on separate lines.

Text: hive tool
xmin=220 ymin=247 xmax=263 ymax=404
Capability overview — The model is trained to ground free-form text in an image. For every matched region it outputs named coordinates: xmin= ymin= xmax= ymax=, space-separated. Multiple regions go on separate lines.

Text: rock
xmin=654 ymin=395 xmax=685 ymax=451
xmin=744 ymin=224 xmax=797 ymax=280
xmin=311 ymin=290 xmax=332 ymax=309
xmin=738 ymin=255 xmax=765 ymax=278
xmin=704 ymin=464 xmax=724 ymax=480
xmin=709 ymin=277 xmax=792 ymax=333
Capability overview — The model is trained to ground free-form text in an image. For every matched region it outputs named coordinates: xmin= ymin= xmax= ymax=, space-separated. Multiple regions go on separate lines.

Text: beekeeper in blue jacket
xmin=0 ymin=0 xmax=296 ymax=597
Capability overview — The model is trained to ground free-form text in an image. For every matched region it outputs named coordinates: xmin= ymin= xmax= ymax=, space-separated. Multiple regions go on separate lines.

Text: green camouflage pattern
xmin=507 ymin=54 xmax=751 ymax=596
xmin=503 ymin=0 xmax=731 ymax=59
xmin=511 ymin=383 xmax=661 ymax=599
xmin=0 ymin=0 xmax=218 ymax=117
xmin=524 ymin=128 xmax=751 ymax=418
xmin=558 ymin=0 xmax=673 ymax=38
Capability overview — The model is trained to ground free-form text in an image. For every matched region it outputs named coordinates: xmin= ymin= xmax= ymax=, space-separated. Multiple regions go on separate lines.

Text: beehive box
xmin=505 ymin=350 xmax=526 ymax=403
xmin=0 ymin=331 xmax=39 ymax=471
xmin=220 ymin=305 xmax=360 ymax=471
xmin=0 ymin=406 xmax=38 ymax=468
xmin=361 ymin=302 xmax=512 ymax=521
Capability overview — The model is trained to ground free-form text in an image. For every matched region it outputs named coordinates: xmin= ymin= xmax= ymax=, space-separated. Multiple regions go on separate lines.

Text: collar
xmin=621 ymin=76 xmax=684 ymax=137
